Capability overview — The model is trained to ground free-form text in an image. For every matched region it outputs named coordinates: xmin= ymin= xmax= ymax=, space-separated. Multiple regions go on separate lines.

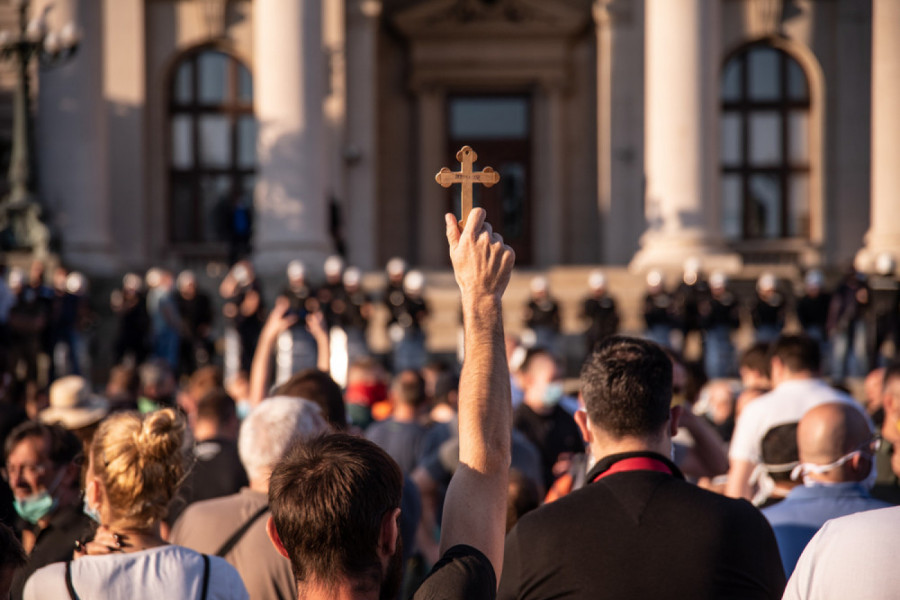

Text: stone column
xmin=37 ymin=0 xmax=117 ymax=273
xmin=344 ymin=0 xmax=381 ymax=270
xmin=417 ymin=87 xmax=446 ymax=267
xmin=856 ymin=0 xmax=900 ymax=273
xmin=533 ymin=83 xmax=565 ymax=266
xmin=104 ymin=0 xmax=146 ymax=266
xmin=253 ymin=0 xmax=330 ymax=276
xmin=630 ymin=0 xmax=739 ymax=273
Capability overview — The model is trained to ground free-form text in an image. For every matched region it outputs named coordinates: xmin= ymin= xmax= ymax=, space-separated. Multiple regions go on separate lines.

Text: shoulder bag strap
xmin=64 ymin=560 xmax=80 ymax=600
xmin=214 ymin=504 xmax=269 ymax=557
xmin=200 ymin=553 xmax=211 ymax=600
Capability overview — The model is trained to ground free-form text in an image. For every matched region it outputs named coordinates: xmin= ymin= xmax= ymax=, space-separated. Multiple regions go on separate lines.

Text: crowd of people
xmin=0 ymin=211 xmax=896 ymax=598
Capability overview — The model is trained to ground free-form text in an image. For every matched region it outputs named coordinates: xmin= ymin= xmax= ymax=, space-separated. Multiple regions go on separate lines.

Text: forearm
xmin=457 ymin=296 xmax=512 ymax=474
xmin=248 ymin=328 xmax=277 ymax=407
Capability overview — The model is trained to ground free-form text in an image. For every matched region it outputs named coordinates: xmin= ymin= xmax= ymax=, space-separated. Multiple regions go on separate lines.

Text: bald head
xmin=797 ymin=403 xmax=872 ymax=481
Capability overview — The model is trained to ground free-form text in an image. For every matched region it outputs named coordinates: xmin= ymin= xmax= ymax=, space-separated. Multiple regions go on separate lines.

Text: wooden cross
xmin=435 ymin=145 xmax=501 ymax=229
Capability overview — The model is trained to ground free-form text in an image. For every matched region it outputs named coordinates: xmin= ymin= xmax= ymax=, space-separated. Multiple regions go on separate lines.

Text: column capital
xmin=593 ymin=0 xmax=633 ymax=29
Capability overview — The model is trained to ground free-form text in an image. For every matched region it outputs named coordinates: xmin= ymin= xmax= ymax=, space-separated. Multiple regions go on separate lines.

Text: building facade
xmin=16 ymin=0 xmax=900 ymax=277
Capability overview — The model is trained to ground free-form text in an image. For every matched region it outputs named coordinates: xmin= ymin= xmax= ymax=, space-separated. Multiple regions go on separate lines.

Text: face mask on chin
xmin=14 ymin=468 xmax=65 ymax=524
xmin=540 ymin=382 xmax=564 ymax=409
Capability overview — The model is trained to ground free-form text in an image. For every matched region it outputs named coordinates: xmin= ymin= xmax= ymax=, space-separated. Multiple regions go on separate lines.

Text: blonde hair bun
xmin=135 ymin=407 xmax=185 ymax=462
xmin=91 ymin=408 xmax=187 ymax=530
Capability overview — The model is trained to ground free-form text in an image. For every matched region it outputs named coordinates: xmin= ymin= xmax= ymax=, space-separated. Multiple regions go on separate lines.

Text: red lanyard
xmin=592 ymin=456 xmax=673 ymax=483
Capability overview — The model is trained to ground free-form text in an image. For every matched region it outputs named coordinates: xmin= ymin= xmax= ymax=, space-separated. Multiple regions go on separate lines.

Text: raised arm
xmin=439 ymin=208 xmax=515 ymax=580
xmin=248 ymin=296 xmax=297 ymax=407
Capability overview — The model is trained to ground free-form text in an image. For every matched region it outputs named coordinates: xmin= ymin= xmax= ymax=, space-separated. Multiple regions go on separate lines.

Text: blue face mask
xmin=82 ymin=495 xmax=101 ymax=524
xmin=236 ymin=400 xmax=252 ymax=421
xmin=14 ymin=491 xmax=58 ymax=524
xmin=13 ymin=469 xmax=64 ymax=524
xmin=541 ymin=382 xmax=564 ymax=408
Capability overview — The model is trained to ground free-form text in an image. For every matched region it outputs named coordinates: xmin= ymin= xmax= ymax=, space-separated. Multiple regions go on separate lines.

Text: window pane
xmin=788 ymin=174 xmax=810 ymax=238
xmin=749 ymin=112 xmax=781 ymax=164
xmin=171 ymin=179 xmax=196 ymax=243
xmin=721 ymin=113 xmax=742 ymax=165
xmin=198 ymin=51 xmax=229 ymax=104
xmin=748 ymin=47 xmax=780 ymax=101
xmin=174 ymin=61 xmax=193 ymax=105
xmin=237 ymin=116 xmax=257 ymax=169
xmin=721 ymin=59 xmax=742 ymax=102
xmin=449 ymin=97 xmax=529 ymax=139
xmin=238 ymin=64 xmax=253 ymax=103
xmin=198 ymin=115 xmax=231 ymax=168
xmin=747 ymin=174 xmax=781 ymax=238
xmin=199 ymin=175 xmax=233 ymax=242
xmin=787 ymin=59 xmax=808 ymax=100
xmin=171 ymin=115 xmax=193 ymax=169
xmin=788 ymin=111 xmax=809 ymax=164
xmin=499 ymin=162 xmax=526 ymax=241
xmin=721 ymin=174 xmax=742 ymax=241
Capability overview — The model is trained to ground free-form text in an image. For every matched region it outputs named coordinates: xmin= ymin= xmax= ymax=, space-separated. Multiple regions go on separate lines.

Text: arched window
xmin=720 ymin=44 xmax=810 ymax=241
xmin=168 ymin=49 xmax=256 ymax=244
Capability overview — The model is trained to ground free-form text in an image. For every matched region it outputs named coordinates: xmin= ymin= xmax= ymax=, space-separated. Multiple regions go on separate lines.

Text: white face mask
xmin=791 ymin=449 xmax=877 ymax=489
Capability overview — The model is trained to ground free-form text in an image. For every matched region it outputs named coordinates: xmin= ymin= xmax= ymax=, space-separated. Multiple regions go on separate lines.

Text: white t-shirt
xmin=728 ymin=378 xmax=862 ymax=465
xmin=23 ymin=545 xmax=249 ymax=600
xmin=784 ymin=505 xmax=900 ymax=599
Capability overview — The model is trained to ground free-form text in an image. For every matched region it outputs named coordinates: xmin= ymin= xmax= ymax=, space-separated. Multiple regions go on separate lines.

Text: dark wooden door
xmin=446 ymin=95 xmax=532 ymax=264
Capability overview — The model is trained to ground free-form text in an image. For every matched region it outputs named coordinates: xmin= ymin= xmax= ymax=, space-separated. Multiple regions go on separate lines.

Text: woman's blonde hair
xmin=90 ymin=408 xmax=186 ymax=529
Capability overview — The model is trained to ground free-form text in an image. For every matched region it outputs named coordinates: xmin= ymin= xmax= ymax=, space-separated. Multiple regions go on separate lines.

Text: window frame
xmin=721 ymin=43 xmax=811 ymax=241
xmin=166 ymin=46 xmax=256 ymax=247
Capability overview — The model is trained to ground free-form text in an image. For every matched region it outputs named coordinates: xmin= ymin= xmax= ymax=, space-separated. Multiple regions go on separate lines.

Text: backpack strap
xmin=200 ymin=554 xmax=211 ymax=600
xmin=64 ymin=560 xmax=80 ymax=600
xmin=214 ymin=504 xmax=269 ymax=557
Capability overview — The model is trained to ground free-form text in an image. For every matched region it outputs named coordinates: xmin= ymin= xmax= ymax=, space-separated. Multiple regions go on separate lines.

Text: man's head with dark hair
xmin=5 ymin=421 xmax=82 ymax=467
xmin=4 ymin=422 xmax=83 ymax=517
xmin=196 ymin=390 xmax=237 ymax=426
xmin=739 ymin=342 xmax=771 ymax=387
xmin=391 ymin=370 xmax=426 ymax=409
xmin=194 ymin=389 xmax=239 ymax=441
xmin=579 ymin=336 xmax=673 ymax=440
xmin=760 ymin=423 xmax=799 ymax=483
xmin=267 ymin=433 xmax=403 ymax=599
xmin=769 ymin=335 xmax=821 ymax=384
xmin=271 ymin=369 xmax=347 ymax=430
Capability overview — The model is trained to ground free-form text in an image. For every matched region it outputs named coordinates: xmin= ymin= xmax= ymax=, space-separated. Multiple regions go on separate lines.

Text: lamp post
xmin=0 ymin=0 xmax=77 ymax=255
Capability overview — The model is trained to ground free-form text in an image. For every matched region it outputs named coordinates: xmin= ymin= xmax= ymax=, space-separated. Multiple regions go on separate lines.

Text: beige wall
xmin=23 ymin=0 xmax=882 ymax=275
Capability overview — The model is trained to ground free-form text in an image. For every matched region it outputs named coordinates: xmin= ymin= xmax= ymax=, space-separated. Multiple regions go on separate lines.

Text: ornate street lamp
xmin=0 ymin=0 xmax=77 ymax=255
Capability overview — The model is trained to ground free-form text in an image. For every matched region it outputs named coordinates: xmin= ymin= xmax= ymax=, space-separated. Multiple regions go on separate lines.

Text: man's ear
xmin=266 ymin=516 xmax=290 ymax=559
xmin=378 ymin=508 xmax=401 ymax=560
xmin=669 ymin=404 xmax=683 ymax=437
xmin=574 ymin=409 xmax=593 ymax=446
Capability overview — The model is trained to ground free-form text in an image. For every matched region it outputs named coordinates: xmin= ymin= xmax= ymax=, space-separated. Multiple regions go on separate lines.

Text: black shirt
xmin=168 ymin=437 xmax=249 ymax=526
xmin=12 ymin=503 xmax=94 ymax=600
xmin=498 ymin=451 xmax=786 ymax=600
xmin=513 ymin=404 xmax=584 ymax=489
xmin=414 ymin=544 xmax=496 ymax=600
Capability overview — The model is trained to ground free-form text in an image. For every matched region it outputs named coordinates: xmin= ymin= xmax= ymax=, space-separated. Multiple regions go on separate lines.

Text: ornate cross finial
xmin=435 ymin=146 xmax=501 ymax=229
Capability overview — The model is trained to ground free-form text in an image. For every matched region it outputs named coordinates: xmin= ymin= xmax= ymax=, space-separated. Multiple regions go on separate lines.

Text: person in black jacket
xmin=498 ymin=336 xmax=786 ymax=600
xmin=700 ymin=271 xmax=740 ymax=379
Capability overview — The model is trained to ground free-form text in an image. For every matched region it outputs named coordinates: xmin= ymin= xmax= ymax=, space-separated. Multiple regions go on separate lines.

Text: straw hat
xmin=39 ymin=376 xmax=110 ymax=430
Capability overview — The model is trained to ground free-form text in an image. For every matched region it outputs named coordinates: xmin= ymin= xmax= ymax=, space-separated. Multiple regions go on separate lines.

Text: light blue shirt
xmin=762 ymin=482 xmax=891 ymax=577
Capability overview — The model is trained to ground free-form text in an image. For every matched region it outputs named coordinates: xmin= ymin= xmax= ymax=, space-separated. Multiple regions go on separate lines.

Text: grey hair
xmin=238 ymin=396 xmax=329 ymax=482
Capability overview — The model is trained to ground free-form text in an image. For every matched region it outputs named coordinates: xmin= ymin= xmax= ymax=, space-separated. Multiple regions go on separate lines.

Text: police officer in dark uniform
xmin=524 ymin=276 xmax=561 ymax=352
xmin=643 ymin=270 xmax=676 ymax=349
xmin=700 ymin=271 xmax=740 ymax=378
xmin=316 ymin=255 xmax=345 ymax=330
xmin=751 ymin=272 xmax=786 ymax=344
xmin=581 ymin=270 xmax=619 ymax=356
xmin=674 ymin=258 xmax=709 ymax=357
xmin=868 ymin=253 xmax=900 ymax=368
